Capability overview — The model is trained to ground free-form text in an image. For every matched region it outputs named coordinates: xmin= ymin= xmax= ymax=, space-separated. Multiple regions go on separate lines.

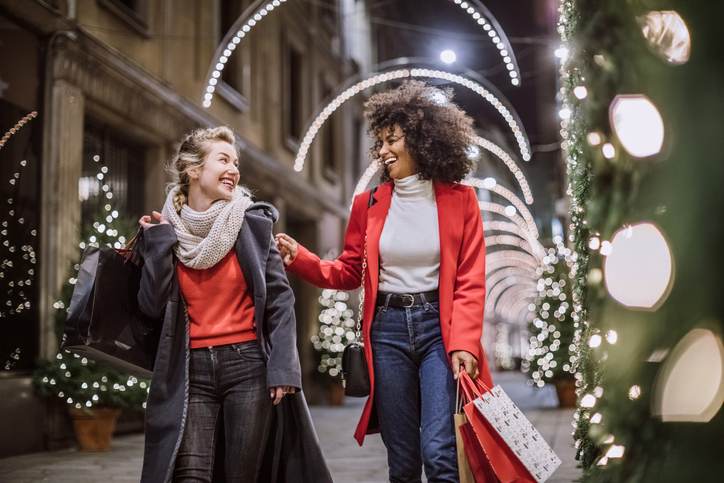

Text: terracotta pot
xmin=68 ymin=407 xmax=121 ymax=451
xmin=327 ymin=382 xmax=345 ymax=406
xmin=554 ymin=378 xmax=577 ymax=408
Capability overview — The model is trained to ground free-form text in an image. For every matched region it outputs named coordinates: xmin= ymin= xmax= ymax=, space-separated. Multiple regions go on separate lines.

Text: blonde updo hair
xmin=167 ymin=126 xmax=237 ymax=212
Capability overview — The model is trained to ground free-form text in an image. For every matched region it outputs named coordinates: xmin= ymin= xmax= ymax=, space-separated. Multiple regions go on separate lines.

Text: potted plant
xmin=522 ymin=237 xmax=578 ymax=408
xmin=33 ymin=157 xmax=150 ymax=450
xmin=33 ymin=349 xmax=150 ymax=451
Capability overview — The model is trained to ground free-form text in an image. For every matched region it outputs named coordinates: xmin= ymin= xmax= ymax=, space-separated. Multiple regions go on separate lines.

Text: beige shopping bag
xmin=455 ymin=411 xmax=476 ymax=483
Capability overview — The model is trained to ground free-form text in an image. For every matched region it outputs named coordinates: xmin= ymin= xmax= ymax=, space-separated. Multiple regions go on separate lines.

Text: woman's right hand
xmin=275 ymin=233 xmax=299 ymax=266
xmin=138 ymin=210 xmax=169 ymax=231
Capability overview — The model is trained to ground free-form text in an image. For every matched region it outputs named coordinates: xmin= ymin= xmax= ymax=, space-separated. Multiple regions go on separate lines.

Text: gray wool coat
xmin=136 ymin=202 xmax=328 ymax=483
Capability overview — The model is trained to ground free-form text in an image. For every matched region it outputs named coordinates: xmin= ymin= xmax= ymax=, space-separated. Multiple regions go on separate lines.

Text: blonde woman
xmin=136 ymin=126 xmax=330 ymax=482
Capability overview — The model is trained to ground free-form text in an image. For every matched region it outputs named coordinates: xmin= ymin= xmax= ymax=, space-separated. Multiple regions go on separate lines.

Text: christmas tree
xmin=559 ymin=1 xmax=724 ymax=480
xmin=34 ymin=154 xmax=149 ymax=411
xmin=522 ymin=236 xmax=576 ymax=390
xmin=311 ymin=288 xmax=356 ymax=380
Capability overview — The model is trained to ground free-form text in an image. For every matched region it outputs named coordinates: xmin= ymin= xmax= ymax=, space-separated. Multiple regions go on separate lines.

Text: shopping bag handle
xmin=459 ymin=370 xmax=496 ymax=402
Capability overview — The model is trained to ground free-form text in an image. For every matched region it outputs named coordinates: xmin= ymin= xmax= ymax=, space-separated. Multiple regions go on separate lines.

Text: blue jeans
xmin=371 ymin=298 xmax=458 ymax=483
xmin=173 ymin=341 xmax=272 ymax=482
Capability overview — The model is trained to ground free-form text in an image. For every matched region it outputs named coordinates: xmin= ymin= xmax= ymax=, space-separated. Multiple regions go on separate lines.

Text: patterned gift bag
xmin=471 ymin=384 xmax=561 ymax=482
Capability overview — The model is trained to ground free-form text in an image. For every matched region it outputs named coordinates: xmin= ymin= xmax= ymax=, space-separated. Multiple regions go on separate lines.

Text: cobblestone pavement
xmin=0 ymin=372 xmax=581 ymax=482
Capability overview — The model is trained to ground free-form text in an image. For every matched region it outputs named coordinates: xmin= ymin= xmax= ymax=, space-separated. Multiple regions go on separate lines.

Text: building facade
xmin=0 ymin=0 xmax=373 ymax=457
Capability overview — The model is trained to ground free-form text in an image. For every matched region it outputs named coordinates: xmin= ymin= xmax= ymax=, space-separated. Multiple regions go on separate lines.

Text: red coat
xmin=288 ymin=181 xmax=492 ymax=445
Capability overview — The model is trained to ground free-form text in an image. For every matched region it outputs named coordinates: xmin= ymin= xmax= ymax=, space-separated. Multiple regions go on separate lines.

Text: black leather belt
xmin=376 ymin=290 xmax=439 ymax=308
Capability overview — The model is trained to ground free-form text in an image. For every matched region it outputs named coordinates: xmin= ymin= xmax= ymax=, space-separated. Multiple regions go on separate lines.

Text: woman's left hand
xmin=269 ymin=386 xmax=295 ymax=405
xmin=451 ymin=350 xmax=478 ymax=380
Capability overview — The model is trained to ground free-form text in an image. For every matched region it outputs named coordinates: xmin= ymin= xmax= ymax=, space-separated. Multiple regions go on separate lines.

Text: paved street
xmin=0 ymin=372 xmax=581 ymax=482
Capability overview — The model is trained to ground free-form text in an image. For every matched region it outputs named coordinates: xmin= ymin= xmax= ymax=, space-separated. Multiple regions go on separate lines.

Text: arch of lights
xmin=293 ymin=64 xmax=532 ymax=173
xmin=202 ymin=0 xmax=522 ymax=108
xmin=463 ymin=178 xmax=536 ymax=231
xmin=488 ymin=275 xmax=537 ymax=303
xmin=473 ymin=136 xmax=533 ymax=204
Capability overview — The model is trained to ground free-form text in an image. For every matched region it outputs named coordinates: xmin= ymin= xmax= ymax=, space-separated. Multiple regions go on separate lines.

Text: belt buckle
xmin=401 ymin=293 xmax=415 ymax=308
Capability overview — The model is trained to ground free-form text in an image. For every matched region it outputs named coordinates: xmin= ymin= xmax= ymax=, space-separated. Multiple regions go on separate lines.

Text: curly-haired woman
xmin=136 ymin=126 xmax=330 ymax=483
xmin=276 ymin=81 xmax=492 ymax=482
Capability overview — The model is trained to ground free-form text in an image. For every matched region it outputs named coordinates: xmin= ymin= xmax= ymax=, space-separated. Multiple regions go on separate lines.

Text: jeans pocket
xmin=425 ymin=301 xmax=440 ymax=314
xmin=232 ymin=342 xmax=266 ymax=363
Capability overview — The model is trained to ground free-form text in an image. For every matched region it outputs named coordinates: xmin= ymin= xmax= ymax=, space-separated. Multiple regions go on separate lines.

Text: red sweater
xmin=177 ymin=250 xmax=257 ymax=349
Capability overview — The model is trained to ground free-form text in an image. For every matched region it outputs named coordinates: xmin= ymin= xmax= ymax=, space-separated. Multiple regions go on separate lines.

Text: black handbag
xmin=341 ymin=187 xmax=377 ymax=397
xmin=60 ymin=230 xmax=160 ymax=378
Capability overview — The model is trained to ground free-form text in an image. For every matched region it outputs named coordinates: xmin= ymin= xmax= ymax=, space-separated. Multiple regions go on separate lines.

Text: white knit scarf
xmin=162 ymin=185 xmax=254 ymax=269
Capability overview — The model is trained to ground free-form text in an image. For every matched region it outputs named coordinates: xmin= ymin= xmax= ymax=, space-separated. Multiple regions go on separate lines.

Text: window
xmin=283 ymin=41 xmax=305 ymax=147
xmin=0 ymin=16 xmax=42 ymax=372
xmin=98 ymin=0 xmax=150 ymax=36
xmin=81 ymin=121 xmax=146 ymax=231
xmin=217 ymin=0 xmax=252 ymax=111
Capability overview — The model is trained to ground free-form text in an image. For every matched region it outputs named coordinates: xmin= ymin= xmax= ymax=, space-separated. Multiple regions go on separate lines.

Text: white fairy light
xmin=610 ymin=95 xmax=665 ymax=158
xmin=587 ymin=132 xmax=602 ymax=146
xmin=605 ymin=445 xmax=625 ymax=459
xmin=554 ymin=45 xmax=569 ymax=61
xmin=600 ymin=240 xmax=613 ymax=256
xmin=604 ymin=222 xmax=674 ymax=309
xmin=588 ymin=334 xmax=602 ymax=348
xmin=628 ymin=385 xmax=642 ymax=400
xmin=638 ymin=11 xmax=691 ymax=65
xmin=606 ymin=330 xmax=618 ymax=344
xmin=653 ymin=328 xmax=724 ymax=422
xmin=602 ymin=143 xmax=616 ymax=159
xmin=580 ymin=394 xmax=597 ymax=408
xmin=573 ymin=86 xmax=588 ymax=99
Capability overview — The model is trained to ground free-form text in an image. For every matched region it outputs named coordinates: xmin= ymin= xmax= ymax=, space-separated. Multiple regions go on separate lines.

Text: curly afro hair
xmin=363 ymin=80 xmax=477 ymax=183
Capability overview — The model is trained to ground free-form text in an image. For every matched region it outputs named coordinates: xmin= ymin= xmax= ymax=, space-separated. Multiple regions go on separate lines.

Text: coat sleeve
xmin=137 ymin=224 xmax=177 ymax=320
xmin=264 ymin=235 xmax=303 ymax=390
xmin=447 ymin=187 xmax=486 ymax=358
xmin=286 ymin=192 xmax=368 ymax=290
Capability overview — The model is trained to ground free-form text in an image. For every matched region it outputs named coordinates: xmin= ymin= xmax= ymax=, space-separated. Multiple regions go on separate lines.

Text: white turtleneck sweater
xmin=378 ymin=174 xmax=440 ymax=294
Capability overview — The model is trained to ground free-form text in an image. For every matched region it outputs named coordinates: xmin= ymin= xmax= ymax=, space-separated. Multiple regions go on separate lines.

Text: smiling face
xmin=378 ymin=124 xmax=418 ymax=180
xmin=188 ymin=141 xmax=240 ymax=205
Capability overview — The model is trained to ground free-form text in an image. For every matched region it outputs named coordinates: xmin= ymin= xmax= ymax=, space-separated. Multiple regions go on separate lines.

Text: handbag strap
xmin=355 ymin=186 xmax=378 ymax=344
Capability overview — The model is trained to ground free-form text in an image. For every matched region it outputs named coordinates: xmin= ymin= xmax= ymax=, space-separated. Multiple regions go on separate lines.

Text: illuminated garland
xmin=294 ymin=67 xmax=532 ymax=174
xmin=202 ymin=0 xmax=522 ymax=106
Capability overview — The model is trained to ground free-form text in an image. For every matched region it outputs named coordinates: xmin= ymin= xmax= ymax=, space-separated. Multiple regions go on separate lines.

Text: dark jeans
xmin=371 ymin=298 xmax=458 ymax=483
xmin=173 ymin=341 xmax=272 ymax=483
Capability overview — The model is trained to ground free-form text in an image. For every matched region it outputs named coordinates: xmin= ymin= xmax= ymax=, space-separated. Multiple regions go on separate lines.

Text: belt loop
xmin=420 ymin=292 xmax=428 ymax=305
xmin=384 ymin=293 xmax=392 ymax=312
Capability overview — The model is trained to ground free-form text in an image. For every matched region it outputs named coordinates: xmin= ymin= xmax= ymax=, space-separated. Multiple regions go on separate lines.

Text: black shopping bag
xmin=61 ymin=235 xmax=160 ymax=378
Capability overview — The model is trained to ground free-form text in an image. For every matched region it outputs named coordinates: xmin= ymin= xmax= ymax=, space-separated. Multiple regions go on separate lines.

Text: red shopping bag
xmin=458 ymin=372 xmax=536 ymax=483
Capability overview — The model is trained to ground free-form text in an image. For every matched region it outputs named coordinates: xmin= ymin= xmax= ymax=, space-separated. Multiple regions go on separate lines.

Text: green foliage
xmin=560 ymin=1 xmax=724 ymax=481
